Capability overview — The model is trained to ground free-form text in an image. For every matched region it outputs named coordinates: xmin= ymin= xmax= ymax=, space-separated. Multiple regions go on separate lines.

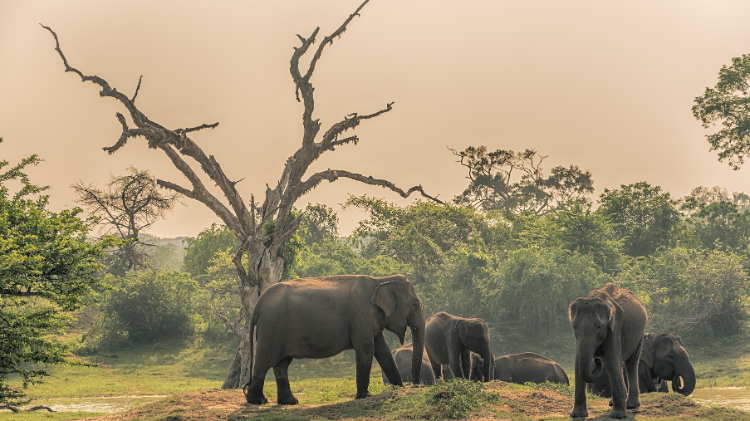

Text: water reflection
xmin=692 ymin=387 xmax=750 ymax=411
xmin=13 ymin=395 xmax=167 ymax=413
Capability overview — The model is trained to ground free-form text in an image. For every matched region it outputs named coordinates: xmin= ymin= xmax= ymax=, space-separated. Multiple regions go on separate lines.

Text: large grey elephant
xmin=425 ymin=312 xmax=494 ymax=382
xmin=243 ymin=275 xmax=425 ymax=405
xmin=382 ymin=343 xmax=436 ymax=386
xmin=493 ymin=352 xmax=569 ymax=385
xmin=569 ymin=283 xmax=647 ymax=419
xmin=588 ymin=332 xmax=695 ymax=397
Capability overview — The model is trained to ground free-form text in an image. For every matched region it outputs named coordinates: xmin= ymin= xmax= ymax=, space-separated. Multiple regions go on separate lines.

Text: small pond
xmin=9 ymin=395 xmax=167 ymax=413
xmin=691 ymin=387 xmax=750 ymax=411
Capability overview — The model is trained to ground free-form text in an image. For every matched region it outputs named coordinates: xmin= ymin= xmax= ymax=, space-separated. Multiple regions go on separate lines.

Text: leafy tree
xmin=298 ymin=203 xmax=339 ymax=247
xmin=183 ymin=224 xmax=239 ymax=280
xmin=348 ymin=196 xmax=507 ymax=285
xmin=452 ymin=146 xmax=594 ymax=214
xmin=597 ymin=182 xmax=681 ymax=257
xmin=693 ymin=54 xmax=750 ymax=169
xmin=618 ymin=247 xmax=750 ymax=340
xmin=552 ymin=203 xmax=624 ymax=273
xmin=73 ymin=166 xmax=181 ymax=274
xmin=0 ymin=139 xmax=114 ymax=405
xmin=92 ymin=270 xmax=203 ymax=346
xmin=687 ymin=201 xmax=750 ymax=251
xmin=480 ymin=247 xmax=605 ymax=338
xmin=679 ymin=185 xmax=750 ymax=214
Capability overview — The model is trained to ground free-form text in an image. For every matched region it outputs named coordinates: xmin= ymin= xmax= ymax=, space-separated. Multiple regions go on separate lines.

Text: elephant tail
xmin=243 ymin=311 xmax=258 ymax=397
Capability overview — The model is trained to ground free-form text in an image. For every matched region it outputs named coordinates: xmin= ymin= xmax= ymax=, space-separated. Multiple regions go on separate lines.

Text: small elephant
xmin=243 ymin=275 xmax=425 ymax=405
xmin=569 ymin=283 xmax=647 ymax=419
xmin=588 ymin=332 xmax=695 ymax=397
xmin=493 ymin=352 xmax=569 ymax=385
xmin=468 ymin=352 xmax=494 ymax=382
xmin=425 ymin=312 xmax=494 ymax=382
xmin=382 ymin=343 xmax=436 ymax=386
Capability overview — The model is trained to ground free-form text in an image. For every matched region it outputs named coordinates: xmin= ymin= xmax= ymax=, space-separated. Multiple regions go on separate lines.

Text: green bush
xmin=618 ymin=247 xmax=750 ymax=339
xmin=91 ymin=270 xmax=204 ymax=347
xmin=427 ymin=379 xmax=496 ymax=419
xmin=481 ymin=247 xmax=606 ymax=338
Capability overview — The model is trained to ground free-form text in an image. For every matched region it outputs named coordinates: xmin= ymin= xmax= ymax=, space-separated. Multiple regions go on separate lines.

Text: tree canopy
xmin=0 ymin=139 xmax=115 ymax=406
xmin=693 ymin=54 xmax=750 ymax=169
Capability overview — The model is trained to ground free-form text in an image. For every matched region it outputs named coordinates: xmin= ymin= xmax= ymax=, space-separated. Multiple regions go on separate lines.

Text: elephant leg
xmin=624 ymin=341 xmax=642 ymax=410
xmin=658 ymin=379 xmax=669 ymax=393
xmin=432 ymin=361 xmax=443 ymax=380
xmin=354 ymin=342 xmax=375 ymax=399
xmin=605 ymin=355 xmax=628 ymax=419
xmin=374 ymin=332 xmax=403 ymax=387
xmin=570 ymin=356 xmax=588 ymax=418
xmin=273 ymin=357 xmax=297 ymax=405
xmin=448 ymin=341 xmax=464 ymax=379
xmin=442 ymin=365 xmax=455 ymax=380
xmin=461 ymin=350 xmax=471 ymax=380
xmin=244 ymin=354 xmax=274 ymax=405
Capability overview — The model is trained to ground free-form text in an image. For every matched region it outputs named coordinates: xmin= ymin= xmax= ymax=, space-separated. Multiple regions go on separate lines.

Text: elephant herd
xmin=241 ymin=275 xmax=694 ymax=420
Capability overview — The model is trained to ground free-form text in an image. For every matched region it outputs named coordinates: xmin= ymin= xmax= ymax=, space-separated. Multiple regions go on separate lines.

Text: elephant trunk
xmin=672 ymin=355 xmax=696 ymax=396
xmin=410 ymin=312 xmax=425 ymax=385
xmin=577 ymin=345 xmax=603 ymax=384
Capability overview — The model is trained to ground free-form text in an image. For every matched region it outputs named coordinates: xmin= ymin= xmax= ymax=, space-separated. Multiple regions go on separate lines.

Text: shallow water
xmin=13 ymin=395 xmax=167 ymax=413
xmin=691 ymin=387 xmax=750 ymax=411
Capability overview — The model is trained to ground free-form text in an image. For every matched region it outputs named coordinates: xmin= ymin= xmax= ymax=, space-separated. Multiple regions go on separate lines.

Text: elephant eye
xmin=597 ymin=324 xmax=602 ymax=329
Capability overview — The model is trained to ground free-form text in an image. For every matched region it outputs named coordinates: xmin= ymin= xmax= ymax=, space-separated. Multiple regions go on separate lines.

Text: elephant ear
xmin=455 ymin=320 xmax=469 ymax=342
xmin=654 ymin=333 xmax=674 ymax=360
xmin=371 ymin=280 xmax=398 ymax=318
xmin=640 ymin=333 xmax=656 ymax=369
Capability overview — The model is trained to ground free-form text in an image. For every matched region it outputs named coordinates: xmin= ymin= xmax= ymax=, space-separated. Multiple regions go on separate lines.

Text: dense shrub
xmin=617 ymin=247 xmax=750 ymax=339
xmin=92 ymin=270 xmax=204 ymax=347
xmin=480 ymin=247 xmax=606 ymax=338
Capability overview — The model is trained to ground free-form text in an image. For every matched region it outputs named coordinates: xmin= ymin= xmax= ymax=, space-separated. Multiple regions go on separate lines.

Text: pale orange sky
xmin=2 ymin=0 xmax=750 ymax=238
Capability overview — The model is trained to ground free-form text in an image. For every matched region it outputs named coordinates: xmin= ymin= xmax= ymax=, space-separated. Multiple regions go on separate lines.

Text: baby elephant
xmin=493 ymin=352 xmax=569 ymax=385
xmin=382 ymin=343 xmax=436 ymax=386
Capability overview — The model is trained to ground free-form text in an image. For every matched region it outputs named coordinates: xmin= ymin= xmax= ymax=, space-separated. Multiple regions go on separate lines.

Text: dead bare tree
xmin=73 ymin=166 xmax=181 ymax=274
xmin=44 ymin=0 xmax=441 ymax=388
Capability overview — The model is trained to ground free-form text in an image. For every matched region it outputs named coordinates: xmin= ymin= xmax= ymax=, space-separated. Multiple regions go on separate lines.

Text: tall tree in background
xmin=44 ymin=0 xmax=440 ymax=388
xmin=693 ymin=54 xmax=750 ymax=170
xmin=598 ymin=182 xmax=681 ymax=257
xmin=452 ymin=146 xmax=594 ymax=214
xmin=0 ymin=139 xmax=114 ymax=407
xmin=73 ymin=167 xmax=181 ymax=274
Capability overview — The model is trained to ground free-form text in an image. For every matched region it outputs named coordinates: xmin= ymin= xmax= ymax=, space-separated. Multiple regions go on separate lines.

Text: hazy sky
xmin=2 ymin=0 xmax=750 ymax=238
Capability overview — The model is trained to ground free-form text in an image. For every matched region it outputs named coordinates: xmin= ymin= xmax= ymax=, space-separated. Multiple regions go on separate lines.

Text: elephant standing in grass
xmin=425 ymin=312 xmax=494 ymax=382
xmin=243 ymin=275 xmax=425 ymax=405
xmin=569 ymin=283 xmax=647 ymax=419
xmin=493 ymin=353 xmax=569 ymax=385
xmin=589 ymin=332 xmax=695 ymax=397
xmin=382 ymin=343 xmax=436 ymax=386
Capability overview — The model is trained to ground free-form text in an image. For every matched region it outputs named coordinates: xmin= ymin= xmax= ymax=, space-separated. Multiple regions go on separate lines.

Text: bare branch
xmin=297 ymin=169 xmax=444 ymax=204
xmin=218 ymin=312 xmax=244 ymax=338
xmin=176 ymin=122 xmax=220 ymax=135
xmin=303 ymin=0 xmax=370 ymax=82
xmin=319 ymin=102 xmax=393 ymax=152
xmin=131 ymin=75 xmax=143 ymax=103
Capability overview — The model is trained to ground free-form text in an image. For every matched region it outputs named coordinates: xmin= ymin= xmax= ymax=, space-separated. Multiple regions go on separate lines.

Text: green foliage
xmin=687 ymin=201 xmax=750 ymax=251
xmin=693 ymin=53 xmax=750 ymax=169
xmin=0 ymin=138 xmax=116 ymax=406
xmin=261 ymin=215 xmax=305 ymax=281
xmin=617 ymin=247 xmax=750 ymax=339
xmin=182 ymin=224 xmax=238 ymax=278
xmin=481 ymin=247 xmax=606 ymax=338
xmin=598 ymin=182 xmax=681 ymax=257
xmin=201 ymin=248 xmax=242 ymax=341
xmin=425 ymin=379 xmax=496 ymax=419
xmin=91 ymin=270 xmax=204 ymax=347
xmin=298 ymin=203 xmax=339 ymax=246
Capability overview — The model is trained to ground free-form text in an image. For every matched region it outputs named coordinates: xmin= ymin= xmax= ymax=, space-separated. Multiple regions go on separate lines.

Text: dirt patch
xmin=76 ymin=384 xmax=750 ymax=420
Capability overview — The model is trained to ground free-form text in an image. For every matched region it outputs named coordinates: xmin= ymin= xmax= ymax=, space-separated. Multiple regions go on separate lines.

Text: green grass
xmin=0 ymin=412 xmax=104 ymax=421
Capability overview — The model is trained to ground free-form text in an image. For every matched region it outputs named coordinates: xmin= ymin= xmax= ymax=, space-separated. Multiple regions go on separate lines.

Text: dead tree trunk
xmin=44 ymin=0 xmax=442 ymax=389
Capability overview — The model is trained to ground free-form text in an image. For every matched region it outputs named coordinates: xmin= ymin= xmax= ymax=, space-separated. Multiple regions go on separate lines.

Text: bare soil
xmin=77 ymin=383 xmax=748 ymax=421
